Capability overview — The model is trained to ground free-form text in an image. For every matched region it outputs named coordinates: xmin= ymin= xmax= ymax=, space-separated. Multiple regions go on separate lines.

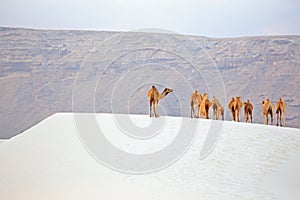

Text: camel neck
xmin=158 ymin=91 xmax=168 ymax=100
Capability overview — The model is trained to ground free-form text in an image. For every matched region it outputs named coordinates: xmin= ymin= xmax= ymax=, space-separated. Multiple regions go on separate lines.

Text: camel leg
xmin=206 ymin=107 xmax=209 ymax=119
xmin=284 ymin=111 xmax=286 ymax=127
xmin=271 ymin=112 xmax=273 ymax=125
xmin=266 ymin=115 xmax=268 ymax=125
xmin=237 ymin=110 xmax=240 ymax=122
xmin=151 ymin=101 xmax=155 ymax=117
xmin=280 ymin=112 xmax=282 ymax=127
xmin=153 ymin=103 xmax=157 ymax=117
xmin=197 ymin=106 xmax=201 ymax=118
xmin=150 ymin=102 xmax=153 ymax=117
xmin=155 ymin=103 xmax=159 ymax=118
xmin=191 ymin=107 xmax=193 ymax=118
xmin=231 ymin=111 xmax=235 ymax=121
xmin=250 ymin=113 xmax=252 ymax=123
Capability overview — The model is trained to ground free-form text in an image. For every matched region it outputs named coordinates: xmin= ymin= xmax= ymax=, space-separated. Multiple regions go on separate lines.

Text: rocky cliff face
xmin=0 ymin=27 xmax=299 ymax=138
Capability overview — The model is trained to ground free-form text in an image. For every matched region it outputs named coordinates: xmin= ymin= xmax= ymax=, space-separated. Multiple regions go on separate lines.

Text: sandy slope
xmin=0 ymin=113 xmax=299 ymax=200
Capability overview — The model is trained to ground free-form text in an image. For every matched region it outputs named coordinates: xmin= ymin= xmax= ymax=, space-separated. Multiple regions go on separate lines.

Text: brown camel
xmin=190 ymin=90 xmax=202 ymax=118
xmin=234 ymin=96 xmax=243 ymax=122
xmin=244 ymin=100 xmax=253 ymax=123
xmin=200 ymin=93 xmax=211 ymax=119
xmin=228 ymin=96 xmax=243 ymax=122
xmin=275 ymin=98 xmax=287 ymax=127
xmin=262 ymin=99 xmax=274 ymax=125
xmin=228 ymin=97 xmax=236 ymax=121
xmin=211 ymin=96 xmax=224 ymax=120
xmin=148 ymin=85 xmax=173 ymax=117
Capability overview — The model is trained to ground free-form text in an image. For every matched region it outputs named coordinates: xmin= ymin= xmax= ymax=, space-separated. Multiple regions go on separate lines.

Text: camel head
xmin=163 ymin=88 xmax=173 ymax=95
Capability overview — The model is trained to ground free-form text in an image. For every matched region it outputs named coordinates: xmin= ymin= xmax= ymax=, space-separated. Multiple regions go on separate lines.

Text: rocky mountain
xmin=0 ymin=27 xmax=299 ymax=138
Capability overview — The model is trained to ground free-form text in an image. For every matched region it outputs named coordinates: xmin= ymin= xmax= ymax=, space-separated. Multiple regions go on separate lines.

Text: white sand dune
xmin=0 ymin=113 xmax=300 ymax=200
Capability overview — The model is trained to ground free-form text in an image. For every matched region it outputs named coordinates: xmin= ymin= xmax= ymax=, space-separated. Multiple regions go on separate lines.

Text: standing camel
xmin=228 ymin=96 xmax=243 ymax=122
xmin=234 ymin=96 xmax=243 ymax=122
xmin=244 ymin=100 xmax=253 ymax=123
xmin=211 ymin=96 xmax=224 ymax=120
xmin=190 ymin=90 xmax=202 ymax=118
xmin=148 ymin=85 xmax=173 ymax=117
xmin=228 ymin=97 xmax=236 ymax=121
xmin=262 ymin=99 xmax=274 ymax=125
xmin=275 ymin=98 xmax=287 ymax=127
xmin=200 ymin=93 xmax=211 ymax=119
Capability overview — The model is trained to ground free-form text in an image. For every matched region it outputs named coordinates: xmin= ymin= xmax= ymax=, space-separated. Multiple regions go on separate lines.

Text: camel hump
xmin=228 ymin=97 xmax=235 ymax=109
xmin=148 ymin=87 xmax=158 ymax=100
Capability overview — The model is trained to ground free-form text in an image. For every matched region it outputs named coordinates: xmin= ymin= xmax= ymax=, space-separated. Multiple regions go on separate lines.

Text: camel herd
xmin=147 ymin=86 xmax=287 ymax=127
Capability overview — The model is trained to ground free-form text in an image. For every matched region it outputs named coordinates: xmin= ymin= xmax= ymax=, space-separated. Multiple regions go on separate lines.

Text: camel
xmin=275 ymin=98 xmax=287 ymax=127
xmin=228 ymin=96 xmax=243 ymax=122
xmin=228 ymin=97 xmax=236 ymax=121
xmin=148 ymin=85 xmax=173 ymax=117
xmin=211 ymin=96 xmax=224 ymax=120
xmin=234 ymin=96 xmax=243 ymax=122
xmin=262 ymin=99 xmax=274 ymax=125
xmin=243 ymin=100 xmax=253 ymax=123
xmin=190 ymin=90 xmax=202 ymax=118
xmin=200 ymin=93 xmax=211 ymax=119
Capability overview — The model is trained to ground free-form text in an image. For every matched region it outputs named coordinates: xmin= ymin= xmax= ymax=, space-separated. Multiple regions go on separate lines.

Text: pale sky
xmin=0 ymin=0 xmax=299 ymax=37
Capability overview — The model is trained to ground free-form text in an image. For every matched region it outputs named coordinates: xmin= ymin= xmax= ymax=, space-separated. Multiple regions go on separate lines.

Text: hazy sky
xmin=0 ymin=0 xmax=299 ymax=37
